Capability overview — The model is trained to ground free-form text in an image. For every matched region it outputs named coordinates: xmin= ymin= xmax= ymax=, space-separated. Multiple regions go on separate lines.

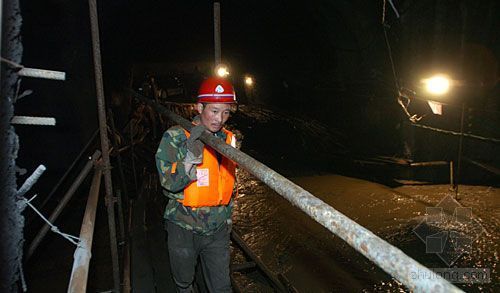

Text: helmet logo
xmin=215 ymin=85 xmax=224 ymax=93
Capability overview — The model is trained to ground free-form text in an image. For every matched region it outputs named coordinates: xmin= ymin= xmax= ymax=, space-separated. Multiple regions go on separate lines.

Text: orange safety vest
xmin=179 ymin=128 xmax=236 ymax=207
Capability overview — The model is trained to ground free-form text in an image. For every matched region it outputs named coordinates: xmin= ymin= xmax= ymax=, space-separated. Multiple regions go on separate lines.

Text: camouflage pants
xmin=166 ymin=221 xmax=232 ymax=293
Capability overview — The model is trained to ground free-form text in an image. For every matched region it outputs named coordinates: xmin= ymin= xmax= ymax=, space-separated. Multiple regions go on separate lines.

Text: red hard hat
xmin=197 ymin=77 xmax=237 ymax=103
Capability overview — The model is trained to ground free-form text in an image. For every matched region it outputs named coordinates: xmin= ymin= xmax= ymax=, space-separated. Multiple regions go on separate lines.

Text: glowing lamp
xmin=215 ymin=64 xmax=229 ymax=78
xmin=422 ymin=75 xmax=450 ymax=95
xmin=244 ymin=76 xmax=254 ymax=86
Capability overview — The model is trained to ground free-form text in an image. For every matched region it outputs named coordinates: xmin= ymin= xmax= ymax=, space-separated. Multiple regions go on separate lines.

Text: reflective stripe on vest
xmin=180 ymin=128 xmax=236 ymax=207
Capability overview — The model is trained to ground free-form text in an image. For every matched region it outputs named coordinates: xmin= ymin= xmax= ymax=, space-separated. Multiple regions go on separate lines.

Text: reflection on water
xmin=228 ymin=106 xmax=497 ymax=292
xmin=232 ymin=170 xmax=499 ymax=292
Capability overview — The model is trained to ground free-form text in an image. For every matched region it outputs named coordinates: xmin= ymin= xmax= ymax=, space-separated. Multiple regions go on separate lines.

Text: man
xmin=155 ymin=77 xmax=237 ymax=292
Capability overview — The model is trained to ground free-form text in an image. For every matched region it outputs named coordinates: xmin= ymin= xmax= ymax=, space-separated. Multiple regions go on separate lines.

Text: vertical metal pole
xmin=129 ymin=121 xmax=139 ymax=192
xmin=449 ymin=161 xmax=454 ymax=190
xmin=87 ymin=0 xmax=120 ymax=291
xmin=456 ymin=1 xmax=467 ymax=200
xmin=108 ymin=109 xmax=127 ymax=242
xmin=213 ymin=1 xmax=221 ymax=65
xmin=122 ymin=201 xmax=133 ymax=293
xmin=455 ymin=102 xmax=466 ymax=200
xmin=0 ymin=0 xmax=3 ymax=66
xmin=115 ymin=189 xmax=125 ymax=244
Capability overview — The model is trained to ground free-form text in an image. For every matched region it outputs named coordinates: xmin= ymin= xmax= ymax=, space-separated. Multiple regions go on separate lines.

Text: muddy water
xmin=232 ymin=170 xmax=499 ymax=292
xmin=228 ymin=106 xmax=497 ymax=292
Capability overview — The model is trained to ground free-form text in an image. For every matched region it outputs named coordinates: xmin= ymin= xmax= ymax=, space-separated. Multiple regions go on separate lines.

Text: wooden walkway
xmin=130 ymin=174 xmax=175 ymax=292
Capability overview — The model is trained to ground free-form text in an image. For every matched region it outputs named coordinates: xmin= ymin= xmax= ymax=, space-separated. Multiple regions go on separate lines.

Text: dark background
xmin=16 ymin=0 xmax=500 ymax=192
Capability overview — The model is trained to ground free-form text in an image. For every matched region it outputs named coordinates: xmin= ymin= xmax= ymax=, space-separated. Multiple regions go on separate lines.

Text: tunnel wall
xmin=1 ymin=0 xmax=24 ymax=291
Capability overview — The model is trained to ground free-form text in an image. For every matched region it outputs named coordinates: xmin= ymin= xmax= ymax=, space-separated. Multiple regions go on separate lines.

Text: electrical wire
xmin=382 ymin=25 xmax=400 ymax=93
xmin=410 ymin=123 xmax=500 ymax=144
xmin=380 ymin=1 xmax=500 ymax=145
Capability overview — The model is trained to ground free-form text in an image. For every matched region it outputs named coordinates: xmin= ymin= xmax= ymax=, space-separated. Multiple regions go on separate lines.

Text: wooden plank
xmin=130 ymin=195 xmax=155 ymax=292
xmin=144 ymin=176 xmax=175 ymax=292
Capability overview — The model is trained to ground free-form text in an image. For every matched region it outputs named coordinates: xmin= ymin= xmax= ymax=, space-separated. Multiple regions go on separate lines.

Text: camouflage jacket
xmin=155 ymin=122 xmax=233 ymax=235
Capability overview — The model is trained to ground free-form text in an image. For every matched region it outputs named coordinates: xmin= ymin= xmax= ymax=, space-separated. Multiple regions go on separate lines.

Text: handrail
xmin=27 ymin=150 xmax=101 ymax=259
xmin=129 ymin=89 xmax=462 ymax=292
xmin=37 ymin=129 xmax=99 ymax=214
xmin=67 ymin=166 xmax=103 ymax=293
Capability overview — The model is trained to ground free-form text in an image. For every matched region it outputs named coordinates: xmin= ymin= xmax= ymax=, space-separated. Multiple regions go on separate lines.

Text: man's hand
xmin=184 ymin=124 xmax=206 ymax=166
xmin=187 ymin=124 xmax=206 ymax=157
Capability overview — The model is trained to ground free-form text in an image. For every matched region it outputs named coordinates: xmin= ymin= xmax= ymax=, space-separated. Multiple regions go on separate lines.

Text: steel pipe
xmin=130 ymin=90 xmax=462 ymax=292
xmin=27 ymin=150 xmax=101 ymax=259
xmin=464 ymin=157 xmax=500 ymax=176
xmin=410 ymin=161 xmax=448 ymax=167
xmin=206 ymin=129 xmax=463 ymax=293
xmin=16 ymin=165 xmax=46 ymax=197
xmin=455 ymin=102 xmax=466 ymax=199
xmin=129 ymin=121 xmax=139 ymax=193
xmin=108 ymin=109 xmax=126 ymax=243
xmin=38 ymin=129 xmax=99 ymax=214
xmin=67 ymin=167 xmax=102 ymax=293
xmin=17 ymin=67 xmax=66 ymax=80
xmin=11 ymin=116 xmax=56 ymax=126
xmin=122 ymin=201 xmax=133 ymax=293
xmin=88 ymin=0 xmax=120 ymax=291
xmin=450 ymin=161 xmax=454 ymax=189
xmin=213 ymin=1 xmax=221 ymax=65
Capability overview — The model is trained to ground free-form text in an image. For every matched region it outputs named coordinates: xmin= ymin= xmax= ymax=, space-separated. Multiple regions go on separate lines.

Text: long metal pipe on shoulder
xmin=129 ymin=89 xmax=462 ymax=292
